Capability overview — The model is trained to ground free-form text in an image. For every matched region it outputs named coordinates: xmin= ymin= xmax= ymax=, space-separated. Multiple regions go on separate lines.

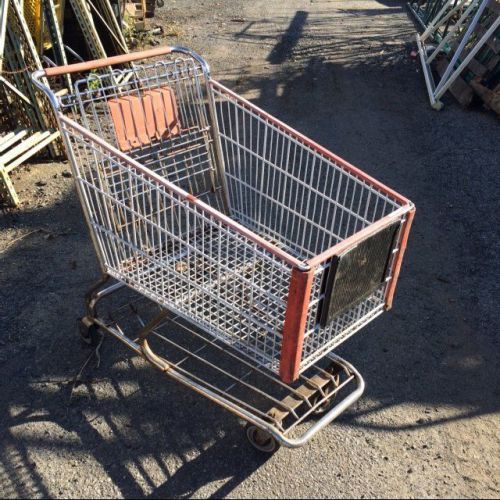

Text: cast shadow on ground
xmin=1 ymin=7 xmax=499 ymax=498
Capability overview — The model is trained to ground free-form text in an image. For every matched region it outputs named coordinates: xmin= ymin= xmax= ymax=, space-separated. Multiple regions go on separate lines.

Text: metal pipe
xmin=434 ymin=0 xmax=490 ymax=95
xmin=435 ymin=15 xmax=500 ymax=98
xmin=416 ymin=34 xmax=440 ymax=108
xmin=93 ymin=307 xmax=365 ymax=448
xmin=426 ymin=0 xmax=479 ymax=64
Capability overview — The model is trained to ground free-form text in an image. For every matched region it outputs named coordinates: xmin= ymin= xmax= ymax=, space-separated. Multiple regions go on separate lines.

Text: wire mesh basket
xmin=34 ymin=46 xmax=415 ymax=383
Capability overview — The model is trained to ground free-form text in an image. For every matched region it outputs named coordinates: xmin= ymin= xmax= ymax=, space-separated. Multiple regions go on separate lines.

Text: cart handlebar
xmin=41 ymin=46 xmax=209 ymax=77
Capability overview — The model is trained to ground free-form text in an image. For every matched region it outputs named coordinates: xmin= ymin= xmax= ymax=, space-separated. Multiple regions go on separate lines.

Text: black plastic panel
xmin=318 ymin=221 xmax=400 ymax=328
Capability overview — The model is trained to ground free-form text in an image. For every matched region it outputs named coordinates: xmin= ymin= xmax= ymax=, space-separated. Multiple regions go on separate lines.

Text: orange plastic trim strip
xmin=279 ymin=267 xmax=315 ymax=383
xmin=385 ymin=207 xmax=416 ymax=309
xmin=44 ymin=46 xmax=174 ymax=77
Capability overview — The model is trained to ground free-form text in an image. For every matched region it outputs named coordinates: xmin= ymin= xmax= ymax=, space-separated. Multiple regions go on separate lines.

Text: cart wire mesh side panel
xmin=210 ymin=81 xmax=415 ymax=378
xmin=33 ymin=46 xmax=415 ymax=386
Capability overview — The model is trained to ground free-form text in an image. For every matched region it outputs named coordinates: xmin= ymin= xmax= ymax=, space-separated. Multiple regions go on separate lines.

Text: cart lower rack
xmin=32 ymin=46 xmax=414 ymax=451
xmin=80 ymin=276 xmax=364 ymax=451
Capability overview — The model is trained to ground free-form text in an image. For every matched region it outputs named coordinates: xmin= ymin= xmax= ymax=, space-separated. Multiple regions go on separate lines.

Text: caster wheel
xmin=78 ymin=320 xmax=102 ymax=347
xmin=245 ymin=423 xmax=280 ymax=454
xmin=309 ymin=363 xmax=341 ymax=416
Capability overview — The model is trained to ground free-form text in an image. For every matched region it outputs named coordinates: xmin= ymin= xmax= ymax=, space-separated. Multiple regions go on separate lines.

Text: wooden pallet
xmin=6 ymin=0 xmax=64 ymax=156
xmin=125 ymin=0 xmax=146 ymax=31
xmin=436 ymin=0 xmax=500 ymax=107
xmin=0 ymin=129 xmax=60 ymax=206
xmin=471 ymin=78 xmax=500 ymax=113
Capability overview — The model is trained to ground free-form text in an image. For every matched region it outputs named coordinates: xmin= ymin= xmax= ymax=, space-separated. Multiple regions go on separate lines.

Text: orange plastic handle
xmin=44 ymin=46 xmax=174 ymax=77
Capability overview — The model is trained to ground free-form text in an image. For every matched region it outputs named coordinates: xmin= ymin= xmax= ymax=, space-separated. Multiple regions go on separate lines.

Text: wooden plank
xmin=470 ymin=78 xmax=500 ymax=115
xmin=6 ymin=131 xmax=60 ymax=171
xmin=436 ymin=57 xmax=474 ymax=106
xmin=0 ymin=168 xmax=19 ymax=206
xmin=0 ymin=130 xmax=29 ymax=153
xmin=486 ymin=53 xmax=500 ymax=71
xmin=0 ymin=131 xmax=18 ymax=149
xmin=473 ymin=22 xmax=500 ymax=54
xmin=0 ymin=131 xmax=46 ymax=164
xmin=466 ymin=56 xmax=489 ymax=77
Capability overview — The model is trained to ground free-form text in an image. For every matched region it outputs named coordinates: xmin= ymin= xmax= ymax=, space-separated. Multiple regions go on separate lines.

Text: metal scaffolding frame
xmin=41 ymin=0 xmax=73 ymax=91
xmin=416 ymin=0 xmax=500 ymax=108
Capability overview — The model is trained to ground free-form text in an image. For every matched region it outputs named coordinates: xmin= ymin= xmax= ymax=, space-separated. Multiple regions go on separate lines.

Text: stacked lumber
xmin=413 ymin=0 xmax=500 ymax=112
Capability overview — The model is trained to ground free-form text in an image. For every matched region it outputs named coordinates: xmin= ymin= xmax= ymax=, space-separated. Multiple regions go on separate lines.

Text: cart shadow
xmin=0 ymin=196 xmax=270 ymax=498
xmin=0 ymin=310 xmax=268 ymax=498
xmin=220 ymin=52 xmax=500 ymax=417
xmin=217 ymin=13 xmax=500 ymax=428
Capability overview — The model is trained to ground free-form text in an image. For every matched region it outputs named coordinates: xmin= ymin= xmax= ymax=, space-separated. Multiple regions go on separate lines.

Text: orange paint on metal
xmin=158 ymin=87 xmax=181 ymax=135
xmin=120 ymin=98 xmax=141 ymax=149
xmin=150 ymin=89 xmax=167 ymax=138
xmin=385 ymin=207 xmax=415 ymax=309
xmin=279 ymin=267 xmax=315 ymax=383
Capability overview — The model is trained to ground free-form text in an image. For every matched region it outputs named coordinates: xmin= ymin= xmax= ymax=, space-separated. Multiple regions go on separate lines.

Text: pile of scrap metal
xmin=409 ymin=0 xmax=500 ymax=113
xmin=0 ymin=0 xmax=139 ymax=206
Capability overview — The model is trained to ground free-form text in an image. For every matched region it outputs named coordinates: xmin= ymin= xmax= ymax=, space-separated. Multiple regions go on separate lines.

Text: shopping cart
xmin=32 ymin=46 xmax=415 ymax=453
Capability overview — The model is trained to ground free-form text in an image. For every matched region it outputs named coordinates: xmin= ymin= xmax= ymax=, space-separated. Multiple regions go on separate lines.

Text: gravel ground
xmin=1 ymin=0 xmax=499 ymax=498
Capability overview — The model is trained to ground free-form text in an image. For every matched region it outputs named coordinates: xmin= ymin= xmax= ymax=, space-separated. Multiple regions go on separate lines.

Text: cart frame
xmin=32 ymin=46 xmax=414 ymax=451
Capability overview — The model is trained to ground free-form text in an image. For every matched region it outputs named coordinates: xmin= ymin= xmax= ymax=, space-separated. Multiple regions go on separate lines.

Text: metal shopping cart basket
xmin=32 ymin=46 xmax=415 ymax=453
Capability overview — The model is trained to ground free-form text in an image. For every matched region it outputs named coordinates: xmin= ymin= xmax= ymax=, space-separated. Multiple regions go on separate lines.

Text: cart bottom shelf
xmin=83 ymin=278 xmax=365 ymax=450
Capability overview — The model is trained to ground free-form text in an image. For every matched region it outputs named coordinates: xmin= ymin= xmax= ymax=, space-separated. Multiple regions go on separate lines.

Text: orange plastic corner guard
xmin=279 ymin=267 xmax=315 ymax=383
xmin=385 ymin=206 xmax=416 ymax=309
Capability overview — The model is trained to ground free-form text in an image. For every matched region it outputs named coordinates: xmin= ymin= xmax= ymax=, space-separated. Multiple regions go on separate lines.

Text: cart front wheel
xmin=78 ymin=320 xmax=102 ymax=347
xmin=245 ymin=423 xmax=280 ymax=454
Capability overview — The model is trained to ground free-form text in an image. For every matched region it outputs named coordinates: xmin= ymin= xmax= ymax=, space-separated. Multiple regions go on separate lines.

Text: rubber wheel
xmin=309 ymin=364 xmax=341 ymax=416
xmin=245 ymin=423 xmax=280 ymax=454
xmin=78 ymin=321 xmax=102 ymax=347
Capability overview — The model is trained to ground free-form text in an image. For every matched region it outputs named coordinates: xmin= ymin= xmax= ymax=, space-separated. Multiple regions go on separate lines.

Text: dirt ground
xmin=1 ymin=0 xmax=499 ymax=498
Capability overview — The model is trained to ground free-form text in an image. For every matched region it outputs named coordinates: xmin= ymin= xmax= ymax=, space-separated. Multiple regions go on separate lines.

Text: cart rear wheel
xmin=245 ymin=423 xmax=280 ymax=454
xmin=310 ymin=363 xmax=342 ymax=416
xmin=78 ymin=320 xmax=102 ymax=347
